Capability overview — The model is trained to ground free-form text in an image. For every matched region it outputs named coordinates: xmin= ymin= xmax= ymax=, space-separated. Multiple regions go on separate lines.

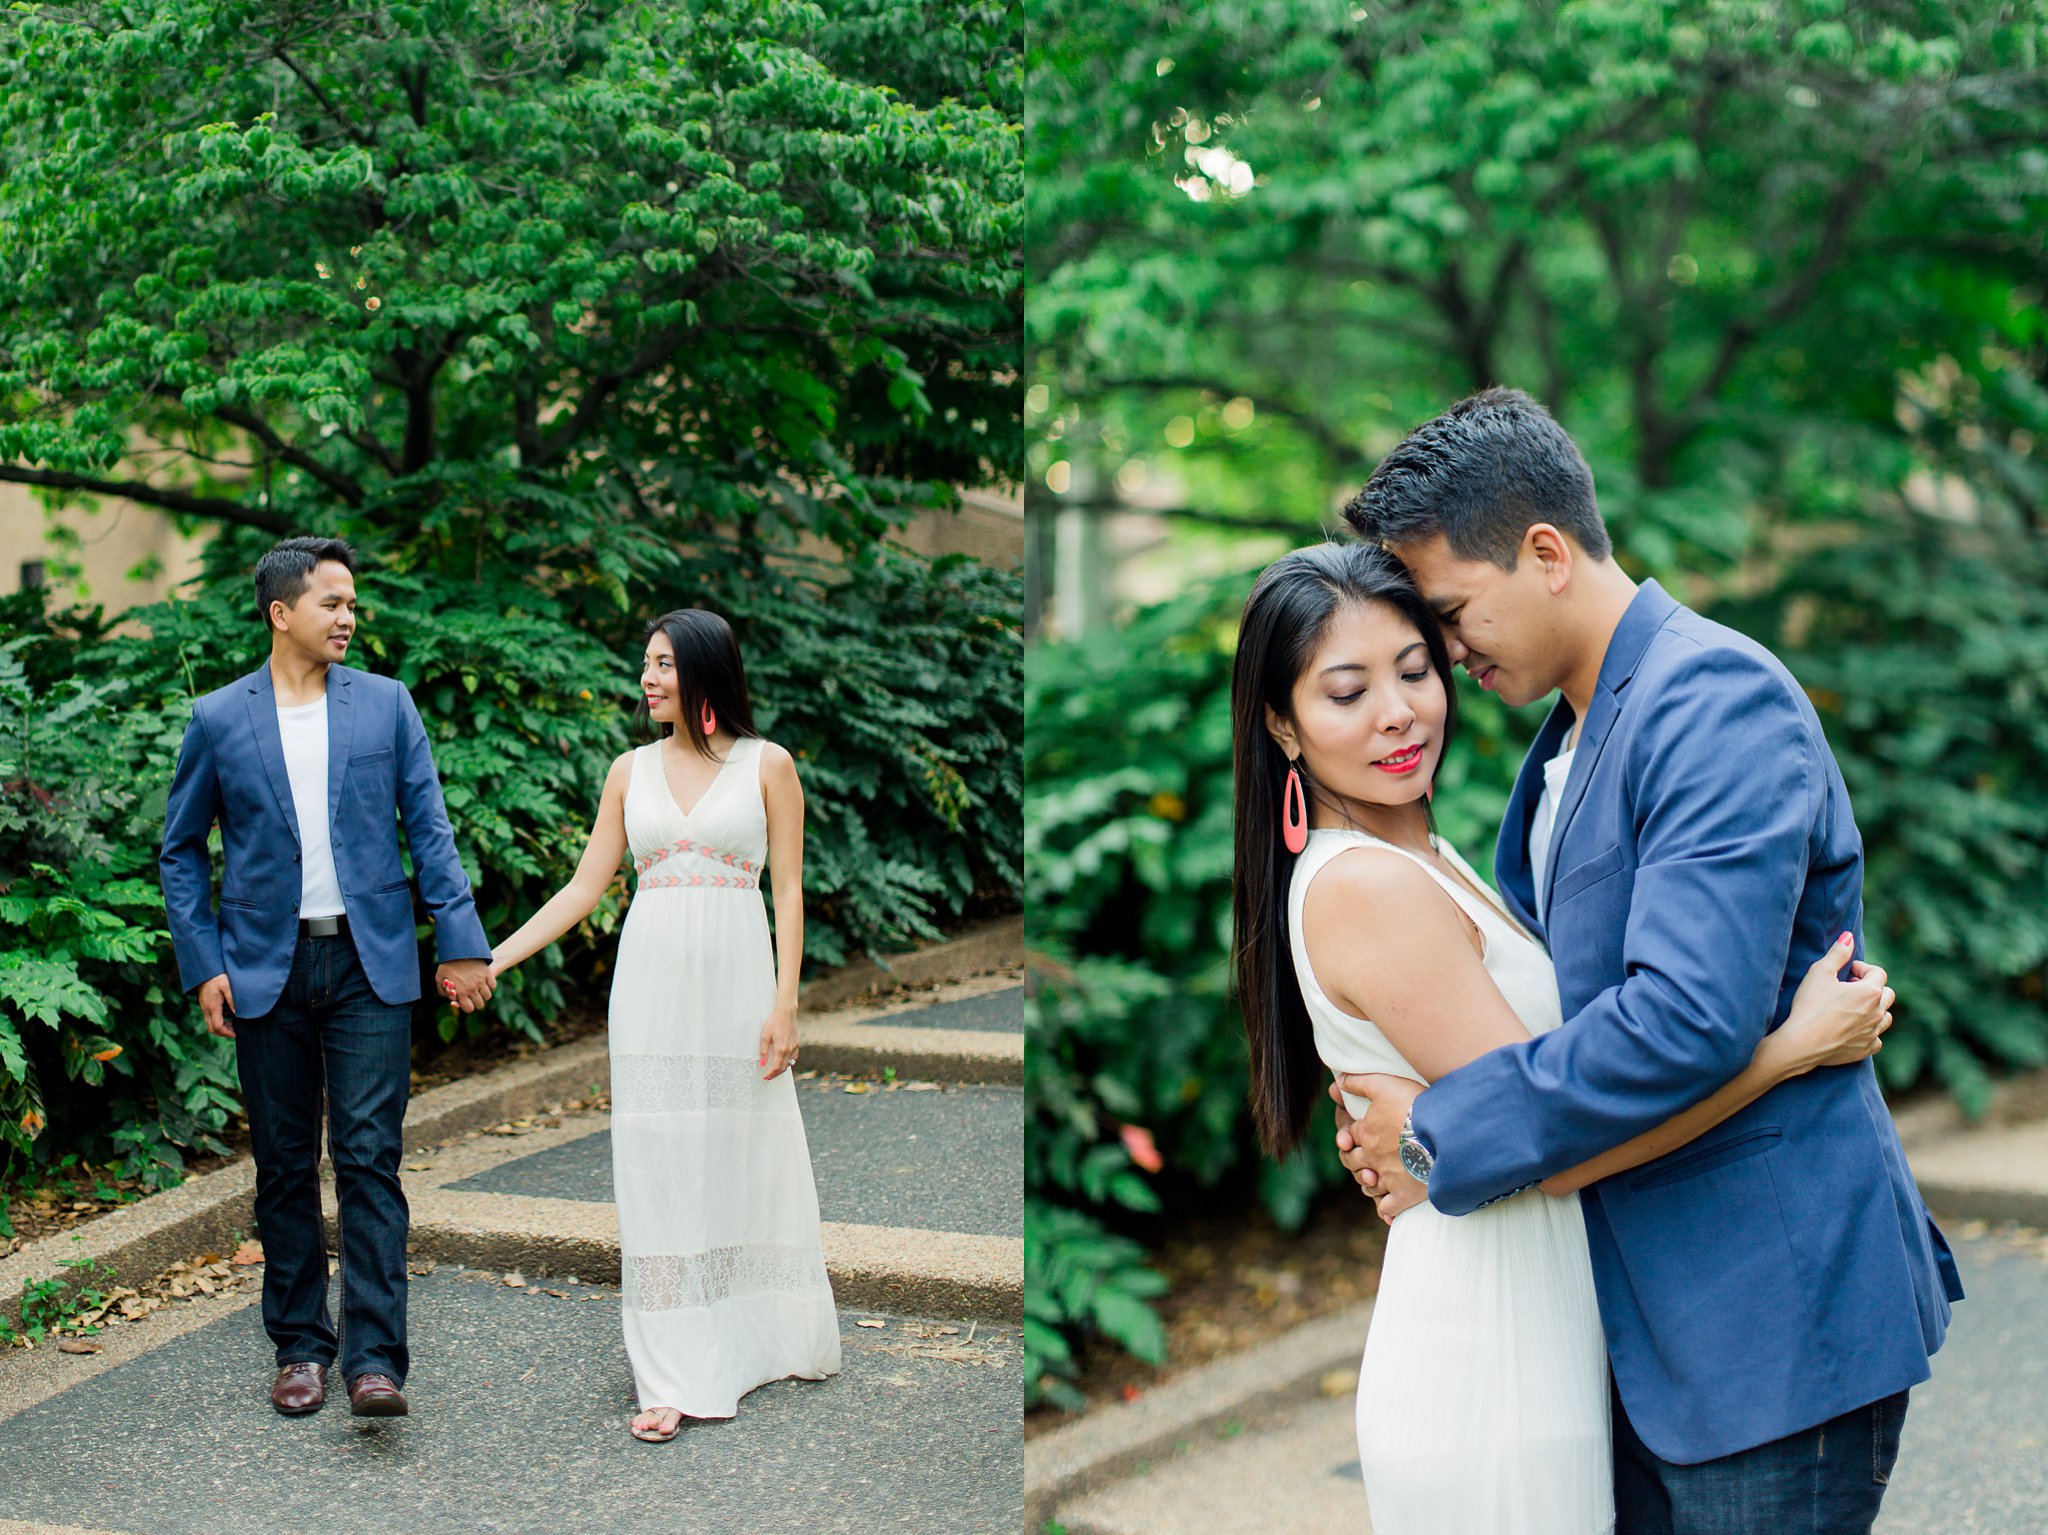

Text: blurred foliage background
xmin=0 ymin=0 xmax=1021 ymax=1209
xmin=1024 ymin=0 xmax=2048 ymax=1408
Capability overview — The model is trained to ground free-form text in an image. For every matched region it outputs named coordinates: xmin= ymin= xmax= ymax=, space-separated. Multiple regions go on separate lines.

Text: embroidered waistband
xmin=634 ymin=835 xmax=761 ymax=890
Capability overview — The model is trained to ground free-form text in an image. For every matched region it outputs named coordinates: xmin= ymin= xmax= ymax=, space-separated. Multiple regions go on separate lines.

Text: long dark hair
xmin=1230 ymin=541 xmax=1458 ymax=1158
xmin=635 ymin=608 xmax=760 ymax=759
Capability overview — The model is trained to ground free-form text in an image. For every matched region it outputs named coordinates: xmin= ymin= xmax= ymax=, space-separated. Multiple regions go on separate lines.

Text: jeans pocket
xmin=1871 ymin=1388 xmax=1908 ymax=1484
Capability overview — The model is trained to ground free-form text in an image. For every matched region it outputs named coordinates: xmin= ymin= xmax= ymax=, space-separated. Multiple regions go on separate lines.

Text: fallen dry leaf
xmin=855 ymin=1318 xmax=886 ymax=1329
xmin=57 ymin=1339 xmax=100 ymax=1355
xmin=843 ymin=1083 xmax=870 ymax=1095
xmin=502 ymin=1272 xmax=526 ymax=1288
xmin=231 ymin=1241 xmax=264 ymax=1265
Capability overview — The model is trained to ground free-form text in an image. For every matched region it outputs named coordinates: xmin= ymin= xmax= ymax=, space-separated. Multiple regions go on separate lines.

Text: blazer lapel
xmin=326 ymin=665 xmax=355 ymax=834
xmin=243 ymin=663 xmax=302 ymax=848
xmin=1537 ymin=579 xmax=1681 ymax=917
xmin=1496 ymin=698 xmax=1573 ymax=936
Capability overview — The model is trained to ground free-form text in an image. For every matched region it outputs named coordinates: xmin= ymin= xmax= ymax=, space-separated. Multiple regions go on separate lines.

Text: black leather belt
xmin=300 ymin=914 xmax=349 ymax=939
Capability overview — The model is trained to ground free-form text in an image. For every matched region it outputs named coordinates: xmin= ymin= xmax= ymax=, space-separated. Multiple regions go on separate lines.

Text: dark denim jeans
xmin=234 ymin=933 xmax=412 ymax=1385
xmin=1614 ymin=1377 xmax=1909 ymax=1534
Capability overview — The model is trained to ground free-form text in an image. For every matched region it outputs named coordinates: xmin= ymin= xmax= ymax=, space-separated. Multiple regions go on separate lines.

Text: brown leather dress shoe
xmin=271 ymin=1362 xmax=328 ymax=1416
xmin=347 ymin=1373 xmax=410 ymax=1417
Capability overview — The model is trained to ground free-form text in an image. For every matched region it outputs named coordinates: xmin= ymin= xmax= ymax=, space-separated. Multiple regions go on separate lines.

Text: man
xmin=160 ymin=537 xmax=496 ymax=1419
xmin=1332 ymin=389 xmax=1961 ymax=1531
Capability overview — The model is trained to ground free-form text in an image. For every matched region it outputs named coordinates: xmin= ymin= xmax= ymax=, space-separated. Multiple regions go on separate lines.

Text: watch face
xmin=1400 ymin=1137 xmax=1433 ymax=1183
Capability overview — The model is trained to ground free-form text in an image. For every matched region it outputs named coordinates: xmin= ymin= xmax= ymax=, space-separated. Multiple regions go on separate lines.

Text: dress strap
xmin=1304 ymin=829 xmax=1514 ymax=953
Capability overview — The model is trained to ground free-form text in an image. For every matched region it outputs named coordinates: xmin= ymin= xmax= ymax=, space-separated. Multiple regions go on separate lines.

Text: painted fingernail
xmin=1839 ymin=931 xmax=1853 ymax=945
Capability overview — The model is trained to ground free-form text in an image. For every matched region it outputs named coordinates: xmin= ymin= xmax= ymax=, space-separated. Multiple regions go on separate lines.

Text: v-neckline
xmin=653 ymin=738 xmax=739 ymax=822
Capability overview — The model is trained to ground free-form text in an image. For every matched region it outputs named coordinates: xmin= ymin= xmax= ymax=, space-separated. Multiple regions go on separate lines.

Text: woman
xmin=488 ymin=608 xmax=840 ymax=1440
xmin=1229 ymin=543 xmax=1892 ymax=1533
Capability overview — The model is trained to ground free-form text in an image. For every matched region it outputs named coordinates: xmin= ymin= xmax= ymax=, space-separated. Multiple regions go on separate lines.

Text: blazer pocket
xmin=1551 ymin=843 xmax=1626 ymax=905
xmin=1627 ymin=1127 xmax=1783 ymax=1191
xmin=375 ymin=878 xmax=412 ymax=893
xmin=218 ymin=896 xmax=258 ymax=910
xmin=351 ymin=748 xmax=395 ymax=766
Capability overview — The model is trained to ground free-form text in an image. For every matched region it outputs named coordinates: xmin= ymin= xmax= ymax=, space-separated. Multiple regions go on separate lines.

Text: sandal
xmin=630 ymin=1407 xmax=683 ymax=1443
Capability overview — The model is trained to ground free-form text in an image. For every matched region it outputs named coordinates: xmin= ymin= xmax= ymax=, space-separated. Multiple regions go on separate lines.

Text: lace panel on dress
xmin=610 ymin=1054 xmax=771 ymax=1114
xmin=622 ymin=1244 xmax=830 ymax=1311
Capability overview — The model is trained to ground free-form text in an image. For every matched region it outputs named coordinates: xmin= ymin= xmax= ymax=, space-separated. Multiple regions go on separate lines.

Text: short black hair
xmin=254 ymin=537 xmax=358 ymax=628
xmin=1342 ymin=388 xmax=1610 ymax=568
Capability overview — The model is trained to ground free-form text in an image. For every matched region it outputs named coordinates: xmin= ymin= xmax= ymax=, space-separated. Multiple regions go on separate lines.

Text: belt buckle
xmin=306 ymin=915 xmax=342 ymax=938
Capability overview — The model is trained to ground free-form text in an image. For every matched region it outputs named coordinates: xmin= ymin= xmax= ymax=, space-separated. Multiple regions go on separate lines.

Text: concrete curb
xmin=0 ymin=921 xmax=1023 ymax=1330
xmin=798 ymin=915 xmax=1022 ymax=1012
xmin=1917 ymin=1184 xmax=2048 ymax=1227
xmin=1024 ymin=1300 xmax=1373 ymax=1527
xmin=799 ymin=1020 xmax=1021 ymax=1084
xmin=379 ymin=1193 xmax=1021 ymax=1321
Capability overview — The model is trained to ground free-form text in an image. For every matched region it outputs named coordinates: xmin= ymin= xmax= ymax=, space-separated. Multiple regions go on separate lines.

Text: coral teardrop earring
xmin=1281 ymin=764 xmax=1308 ymax=854
xmin=701 ymin=700 xmax=717 ymax=737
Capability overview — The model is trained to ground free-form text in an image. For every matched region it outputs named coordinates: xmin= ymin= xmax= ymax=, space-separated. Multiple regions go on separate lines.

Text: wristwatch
xmin=1397 ymin=1109 xmax=1434 ymax=1186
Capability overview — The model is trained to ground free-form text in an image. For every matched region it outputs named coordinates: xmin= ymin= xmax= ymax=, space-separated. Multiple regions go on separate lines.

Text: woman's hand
xmin=487 ymin=949 xmax=507 ymax=982
xmin=1772 ymin=932 xmax=1893 ymax=1077
xmin=759 ymin=1005 xmax=799 ymax=1080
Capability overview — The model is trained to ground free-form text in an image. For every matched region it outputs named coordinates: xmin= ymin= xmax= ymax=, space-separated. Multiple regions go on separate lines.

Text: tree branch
xmin=1094 ymin=374 xmax=1367 ymax=472
xmin=530 ymin=325 xmax=690 ymax=469
xmin=0 ymin=466 xmax=293 ymax=532
xmin=213 ymin=405 xmax=367 ymax=506
xmin=270 ymin=47 xmax=377 ymax=147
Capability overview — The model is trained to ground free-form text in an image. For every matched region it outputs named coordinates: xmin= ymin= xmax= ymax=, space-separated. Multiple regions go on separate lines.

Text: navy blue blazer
xmin=159 ymin=662 xmax=491 ymax=1019
xmin=1411 ymin=580 xmax=1962 ymax=1464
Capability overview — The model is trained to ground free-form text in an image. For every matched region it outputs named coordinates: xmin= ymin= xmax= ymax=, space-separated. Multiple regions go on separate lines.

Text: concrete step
xmin=319 ymin=1080 xmax=1024 ymax=1321
xmin=796 ymin=974 xmax=1022 ymax=1084
xmin=0 ymin=1268 xmax=1022 ymax=1534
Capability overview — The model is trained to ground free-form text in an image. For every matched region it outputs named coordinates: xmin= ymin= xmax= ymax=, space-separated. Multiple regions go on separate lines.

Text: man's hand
xmin=437 ymin=958 xmax=495 ymax=1014
xmin=1330 ymin=1073 xmax=1428 ymax=1224
xmin=199 ymin=973 xmax=237 ymax=1040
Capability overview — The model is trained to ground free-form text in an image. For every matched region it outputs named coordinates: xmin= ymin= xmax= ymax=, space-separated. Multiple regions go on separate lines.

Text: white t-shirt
xmin=276 ymin=698 xmax=346 ymax=919
xmin=1529 ymin=730 xmax=1580 ymax=925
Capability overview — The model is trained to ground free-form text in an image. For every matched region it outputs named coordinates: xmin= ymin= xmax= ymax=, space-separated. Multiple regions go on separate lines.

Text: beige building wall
xmin=2 ymin=480 xmax=1023 ymax=623
xmin=1 ymin=483 xmax=211 ymax=612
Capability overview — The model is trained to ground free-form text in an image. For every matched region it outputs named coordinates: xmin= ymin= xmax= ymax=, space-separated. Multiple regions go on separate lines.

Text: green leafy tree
xmin=1 ymin=0 xmax=1021 ymax=545
xmin=0 ymin=0 xmax=1023 ymax=1190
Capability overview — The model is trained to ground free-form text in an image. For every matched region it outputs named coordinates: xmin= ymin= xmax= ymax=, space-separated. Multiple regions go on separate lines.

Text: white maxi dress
xmin=1288 ymin=828 xmax=1612 ymax=1535
xmin=609 ymin=735 xmax=841 ymax=1416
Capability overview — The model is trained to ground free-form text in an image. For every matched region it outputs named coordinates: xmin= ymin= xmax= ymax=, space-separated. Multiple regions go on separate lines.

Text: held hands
xmin=437 ymin=958 xmax=496 ymax=1015
xmin=1776 ymin=932 xmax=1893 ymax=1073
xmin=199 ymin=973 xmax=237 ymax=1040
xmin=1331 ymin=1074 xmax=1428 ymax=1225
xmin=758 ymin=1005 xmax=799 ymax=1080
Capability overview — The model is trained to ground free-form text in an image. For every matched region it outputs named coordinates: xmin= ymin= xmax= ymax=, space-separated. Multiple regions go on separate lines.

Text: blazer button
xmin=294 ymin=852 xmax=302 ymax=863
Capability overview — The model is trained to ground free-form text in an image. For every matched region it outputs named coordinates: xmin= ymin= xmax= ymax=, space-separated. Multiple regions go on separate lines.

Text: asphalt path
xmin=0 ymin=1267 xmax=1021 ymax=1534
xmin=1876 ymin=1225 xmax=2048 ymax=1533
